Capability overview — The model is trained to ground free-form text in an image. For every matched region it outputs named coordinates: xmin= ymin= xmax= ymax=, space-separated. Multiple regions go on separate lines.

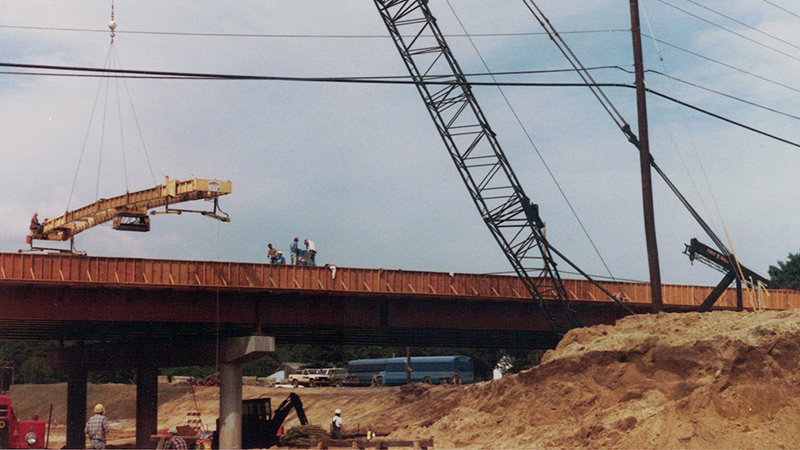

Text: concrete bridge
xmin=1 ymin=252 xmax=797 ymax=448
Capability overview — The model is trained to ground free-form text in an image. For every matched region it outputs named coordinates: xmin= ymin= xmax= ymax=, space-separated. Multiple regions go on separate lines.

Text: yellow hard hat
xmin=94 ymin=404 xmax=105 ymax=414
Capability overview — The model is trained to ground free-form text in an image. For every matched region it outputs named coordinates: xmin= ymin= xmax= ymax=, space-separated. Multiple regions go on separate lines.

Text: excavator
xmin=26 ymin=176 xmax=231 ymax=252
xmin=239 ymin=393 xmax=308 ymax=449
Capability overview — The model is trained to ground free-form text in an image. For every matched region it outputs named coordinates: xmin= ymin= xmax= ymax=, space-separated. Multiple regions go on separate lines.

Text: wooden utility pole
xmin=629 ymin=0 xmax=664 ymax=313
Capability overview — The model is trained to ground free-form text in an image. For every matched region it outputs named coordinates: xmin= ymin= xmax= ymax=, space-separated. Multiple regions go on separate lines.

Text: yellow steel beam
xmin=33 ymin=177 xmax=232 ymax=241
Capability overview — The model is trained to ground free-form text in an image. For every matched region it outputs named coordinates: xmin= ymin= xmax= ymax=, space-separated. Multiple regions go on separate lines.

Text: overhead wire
xmin=457 ymin=0 xmax=621 ymax=283
xmin=111 ymin=48 xmax=158 ymax=186
xmin=761 ymin=0 xmax=800 ymax=20
xmin=678 ymin=0 xmax=800 ymax=53
xmin=67 ymin=44 xmax=114 ymax=213
xmin=646 ymin=88 xmax=800 ymax=149
xmin=642 ymin=34 xmax=800 ymax=96
xmin=655 ymin=0 xmax=800 ymax=64
xmin=111 ymin=45 xmax=130 ymax=193
xmin=648 ymin=69 xmax=800 ymax=120
xmin=0 ymin=23 xmax=629 ymax=39
xmin=95 ymin=48 xmax=112 ymax=201
xmin=517 ymin=0 xmax=741 ymax=265
xmin=637 ymin=1 xmax=729 ymax=235
xmin=3 ymin=61 xmax=800 ymax=149
xmin=444 ymin=1 xmax=615 ymax=263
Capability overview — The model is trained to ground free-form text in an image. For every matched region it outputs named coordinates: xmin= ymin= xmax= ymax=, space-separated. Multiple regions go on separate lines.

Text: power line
xmin=760 ymin=0 xmax=800 ymax=21
xmin=3 ymin=61 xmax=799 ymax=149
xmin=678 ymin=0 xmax=800 ymax=53
xmin=647 ymin=88 xmax=800 ymax=149
xmin=0 ymin=23 xmax=629 ymax=39
xmin=648 ymin=69 xmax=800 ymax=121
xmin=642 ymin=33 xmax=800 ymax=96
xmin=9 ymin=62 xmax=799 ymax=124
xmin=0 ymin=61 xmax=634 ymax=87
xmin=655 ymin=0 xmax=800 ymax=64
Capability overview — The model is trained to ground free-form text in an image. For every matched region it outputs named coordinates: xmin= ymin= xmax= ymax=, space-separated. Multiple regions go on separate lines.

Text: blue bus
xmin=347 ymin=356 xmax=474 ymax=386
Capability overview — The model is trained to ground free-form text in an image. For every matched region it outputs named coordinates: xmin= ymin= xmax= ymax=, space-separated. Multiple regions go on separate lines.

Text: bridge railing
xmin=1 ymin=252 xmax=798 ymax=310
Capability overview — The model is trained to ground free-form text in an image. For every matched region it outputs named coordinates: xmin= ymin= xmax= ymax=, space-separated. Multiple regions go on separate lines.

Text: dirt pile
xmin=386 ymin=310 xmax=800 ymax=448
xmin=11 ymin=310 xmax=800 ymax=449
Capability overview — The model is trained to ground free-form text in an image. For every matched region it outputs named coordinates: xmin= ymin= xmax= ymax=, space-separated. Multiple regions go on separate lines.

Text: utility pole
xmin=629 ymin=0 xmax=664 ymax=313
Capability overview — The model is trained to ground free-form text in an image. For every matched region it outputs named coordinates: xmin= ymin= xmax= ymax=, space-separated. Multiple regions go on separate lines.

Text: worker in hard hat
xmin=330 ymin=408 xmax=343 ymax=440
xmin=275 ymin=251 xmax=286 ymax=265
xmin=163 ymin=427 xmax=188 ymax=450
xmin=84 ymin=403 xmax=110 ymax=449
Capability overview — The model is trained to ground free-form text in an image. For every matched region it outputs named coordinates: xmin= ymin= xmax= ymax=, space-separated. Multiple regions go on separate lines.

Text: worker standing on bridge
xmin=163 ymin=428 xmax=188 ymax=450
xmin=305 ymin=239 xmax=317 ymax=266
xmin=330 ymin=409 xmax=343 ymax=440
xmin=290 ymin=237 xmax=300 ymax=265
xmin=276 ymin=251 xmax=286 ymax=265
xmin=85 ymin=403 xmax=110 ymax=449
xmin=268 ymin=243 xmax=278 ymax=264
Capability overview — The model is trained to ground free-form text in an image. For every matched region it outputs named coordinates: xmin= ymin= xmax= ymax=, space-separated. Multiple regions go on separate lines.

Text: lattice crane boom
xmin=31 ymin=177 xmax=231 ymax=242
xmin=372 ymin=0 xmax=580 ymax=333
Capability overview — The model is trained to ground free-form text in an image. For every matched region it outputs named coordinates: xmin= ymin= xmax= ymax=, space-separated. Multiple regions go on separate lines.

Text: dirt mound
xmin=11 ymin=310 xmax=800 ymax=449
xmin=386 ymin=310 xmax=800 ymax=449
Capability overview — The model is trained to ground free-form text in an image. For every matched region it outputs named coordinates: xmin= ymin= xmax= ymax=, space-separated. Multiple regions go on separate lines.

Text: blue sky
xmin=1 ymin=0 xmax=799 ymax=288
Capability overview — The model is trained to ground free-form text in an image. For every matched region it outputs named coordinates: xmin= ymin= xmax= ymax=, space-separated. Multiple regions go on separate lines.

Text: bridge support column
xmin=66 ymin=363 xmax=88 ymax=449
xmin=217 ymin=336 xmax=275 ymax=450
xmin=219 ymin=363 xmax=243 ymax=449
xmin=136 ymin=365 xmax=159 ymax=449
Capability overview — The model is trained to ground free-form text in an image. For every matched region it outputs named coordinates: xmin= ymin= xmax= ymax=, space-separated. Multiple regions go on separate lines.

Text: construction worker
xmin=163 ymin=428 xmax=188 ymax=450
xmin=276 ymin=251 xmax=286 ymax=265
xmin=29 ymin=213 xmax=43 ymax=234
xmin=84 ymin=404 xmax=110 ymax=449
xmin=290 ymin=238 xmax=300 ymax=265
xmin=330 ymin=409 xmax=343 ymax=440
xmin=268 ymin=243 xmax=278 ymax=264
xmin=304 ymin=239 xmax=317 ymax=266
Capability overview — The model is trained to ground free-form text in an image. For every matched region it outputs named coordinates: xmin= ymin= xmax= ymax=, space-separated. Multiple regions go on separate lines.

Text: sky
xmin=1 ymin=0 xmax=799 ymax=289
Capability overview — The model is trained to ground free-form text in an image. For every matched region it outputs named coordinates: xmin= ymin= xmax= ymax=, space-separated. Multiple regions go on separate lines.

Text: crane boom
xmin=372 ymin=0 xmax=579 ymax=333
xmin=31 ymin=177 xmax=231 ymax=241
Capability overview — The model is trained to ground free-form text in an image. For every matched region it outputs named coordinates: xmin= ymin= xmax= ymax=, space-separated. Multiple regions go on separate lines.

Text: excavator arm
xmin=31 ymin=177 xmax=231 ymax=242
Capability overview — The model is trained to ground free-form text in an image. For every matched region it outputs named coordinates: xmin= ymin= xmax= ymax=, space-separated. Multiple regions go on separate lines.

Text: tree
xmin=768 ymin=251 xmax=800 ymax=290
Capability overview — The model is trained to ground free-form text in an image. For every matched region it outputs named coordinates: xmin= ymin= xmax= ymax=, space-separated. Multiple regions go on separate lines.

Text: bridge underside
xmin=0 ymin=284 xmax=634 ymax=349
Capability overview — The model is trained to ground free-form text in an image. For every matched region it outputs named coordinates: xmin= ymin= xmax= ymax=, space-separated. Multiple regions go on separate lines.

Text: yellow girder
xmin=32 ymin=177 xmax=231 ymax=241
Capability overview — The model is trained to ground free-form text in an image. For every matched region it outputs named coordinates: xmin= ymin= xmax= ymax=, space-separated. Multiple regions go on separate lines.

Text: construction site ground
xmin=10 ymin=309 xmax=800 ymax=449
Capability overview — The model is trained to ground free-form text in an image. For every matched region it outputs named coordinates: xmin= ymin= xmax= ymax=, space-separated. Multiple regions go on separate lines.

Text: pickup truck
xmin=320 ymin=368 xmax=357 ymax=387
xmin=288 ymin=369 xmax=329 ymax=387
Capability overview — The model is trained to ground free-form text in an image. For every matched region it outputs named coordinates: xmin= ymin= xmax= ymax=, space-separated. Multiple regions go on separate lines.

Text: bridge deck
xmin=1 ymin=252 xmax=797 ymax=310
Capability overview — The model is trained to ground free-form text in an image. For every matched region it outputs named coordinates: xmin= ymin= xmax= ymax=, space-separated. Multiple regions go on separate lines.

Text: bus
xmin=347 ymin=355 xmax=474 ymax=386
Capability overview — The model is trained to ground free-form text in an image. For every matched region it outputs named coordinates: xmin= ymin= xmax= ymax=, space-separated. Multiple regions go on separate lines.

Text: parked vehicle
xmin=287 ymin=368 xmax=329 ymax=388
xmin=319 ymin=368 xmax=354 ymax=387
xmin=347 ymin=356 xmax=474 ymax=386
xmin=0 ymin=367 xmax=47 ymax=449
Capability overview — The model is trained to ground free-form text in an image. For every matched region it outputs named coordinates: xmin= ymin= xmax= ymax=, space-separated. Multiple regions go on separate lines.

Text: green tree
xmin=769 ymin=251 xmax=800 ymax=290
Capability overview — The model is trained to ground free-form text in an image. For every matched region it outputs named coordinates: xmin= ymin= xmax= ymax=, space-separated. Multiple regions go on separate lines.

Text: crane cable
xmin=443 ymin=0 xmax=621 ymax=285
xmin=521 ymin=0 xmax=737 ymax=264
xmin=67 ymin=2 xmax=157 ymax=214
xmin=520 ymin=0 xmax=631 ymax=134
xmin=640 ymin=0 xmax=727 ymax=242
